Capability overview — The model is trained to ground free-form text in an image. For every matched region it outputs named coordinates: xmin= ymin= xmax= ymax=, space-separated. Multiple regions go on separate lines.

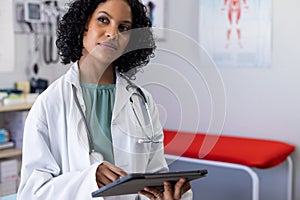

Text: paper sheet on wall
xmin=0 ymin=0 xmax=15 ymax=72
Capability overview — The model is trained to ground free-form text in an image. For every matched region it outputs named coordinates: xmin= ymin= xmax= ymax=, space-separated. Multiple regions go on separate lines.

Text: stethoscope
xmin=122 ymin=74 xmax=162 ymax=144
xmin=72 ymin=74 xmax=162 ymax=158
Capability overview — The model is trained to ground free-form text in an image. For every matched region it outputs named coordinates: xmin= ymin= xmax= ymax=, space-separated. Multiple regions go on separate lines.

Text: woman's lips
xmin=99 ymin=42 xmax=117 ymax=50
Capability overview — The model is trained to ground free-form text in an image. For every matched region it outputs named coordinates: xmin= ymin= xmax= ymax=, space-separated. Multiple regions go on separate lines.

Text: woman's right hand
xmin=96 ymin=161 xmax=127 ymax=188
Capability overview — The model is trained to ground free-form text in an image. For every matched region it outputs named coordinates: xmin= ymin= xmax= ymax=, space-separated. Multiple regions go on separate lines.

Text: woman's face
xmin=82 ymin=0 xmax=132 ymax=64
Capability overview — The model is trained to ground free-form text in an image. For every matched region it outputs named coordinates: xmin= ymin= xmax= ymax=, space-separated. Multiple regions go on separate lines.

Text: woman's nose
xmin=106 ymin=26 xmax=118 ymax=39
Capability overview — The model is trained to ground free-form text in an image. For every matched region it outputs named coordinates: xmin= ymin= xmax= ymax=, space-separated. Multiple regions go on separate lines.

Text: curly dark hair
xmin=56 ymin=0 xmax=156 ymax=76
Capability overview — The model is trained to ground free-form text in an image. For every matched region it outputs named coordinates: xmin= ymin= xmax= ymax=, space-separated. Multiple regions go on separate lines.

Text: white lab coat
xmin=17 ymin=62 xmax=192 ymax=200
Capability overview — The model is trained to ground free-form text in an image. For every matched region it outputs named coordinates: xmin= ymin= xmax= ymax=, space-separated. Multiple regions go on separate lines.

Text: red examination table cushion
xmin=163 ymin=130 xmax=295 ymax=169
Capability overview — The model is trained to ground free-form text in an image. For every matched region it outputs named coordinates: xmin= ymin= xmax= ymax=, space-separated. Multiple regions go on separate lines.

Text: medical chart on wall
xmin=0 ymin=0 xmax=15 ymax=72
xmin=199 ymin=0 xmax=272 ymax=68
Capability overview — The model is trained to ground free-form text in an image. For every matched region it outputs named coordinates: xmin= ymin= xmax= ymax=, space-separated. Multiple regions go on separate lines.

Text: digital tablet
xmin=91 ymin=169 xmax=208 ymax=197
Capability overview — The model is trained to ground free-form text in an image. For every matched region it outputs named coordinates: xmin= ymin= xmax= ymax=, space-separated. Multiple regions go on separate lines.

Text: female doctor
xmin=17 ymin=0 xmax=193 ymax=199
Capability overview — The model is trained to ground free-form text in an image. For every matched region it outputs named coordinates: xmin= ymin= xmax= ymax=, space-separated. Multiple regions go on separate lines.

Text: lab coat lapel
xmin=65 ymin=63 xmax=90 ymax=161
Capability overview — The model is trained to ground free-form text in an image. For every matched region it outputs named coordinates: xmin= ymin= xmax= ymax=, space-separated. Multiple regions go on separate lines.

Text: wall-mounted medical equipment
xmin=12 ymin=0 xmax=64 ymax=95
xmin=14 ymin=0 xmax=65 ymax=65
xmin=24 ymin=1 xmax=44 ymax=23
xmin=42 ymin=1 xmax=60 ymax=64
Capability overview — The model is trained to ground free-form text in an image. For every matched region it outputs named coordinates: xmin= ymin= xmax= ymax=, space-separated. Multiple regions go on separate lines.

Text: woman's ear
xmin=84 ymin=15 xmax=92 ymax=33
xmin=83 ymin=28 xmax=88 ymax=36
xmin=83 ymin=17 xmax=90 ymax=36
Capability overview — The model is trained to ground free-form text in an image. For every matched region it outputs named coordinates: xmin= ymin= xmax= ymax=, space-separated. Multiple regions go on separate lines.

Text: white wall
xmin=136 ymin=0 xmax=300 ymax=199
xmin=1 ymin=0 xmax=299 ymax=199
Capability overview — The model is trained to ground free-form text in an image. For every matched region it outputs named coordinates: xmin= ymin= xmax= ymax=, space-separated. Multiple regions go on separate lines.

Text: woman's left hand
xmin=139 ymin=178 xmax=191 ymax=200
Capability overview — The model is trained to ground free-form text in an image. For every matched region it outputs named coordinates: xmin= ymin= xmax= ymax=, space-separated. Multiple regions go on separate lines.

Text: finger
xmin=143 ymin=187 xmax=163 ymax=199
xmin=96 ymin=163 xmax=125 ymax=187
xmin=98 ymin=173 xmax=114 ymax=185
xmin=101 ymin=165 xmax=121 ymax=181
xmin=104 ymin=161 xmax=127 ymax=177
xmin=96 ymin=168 xmax=114 ymax=187
xmin=173 ymin=178 xmax=186 ymax=198
xmin=138 ymin=190 xmax=157 ymax=200
xmin=163 ymin=181 xmax=174 ymax=199
xmin=99 ymin=162 xmax=127 ymax=181
xmin=182 ymin=181 xmax=191 ymax=194
xmin=96 ymin=180 xmax=105 ymax=188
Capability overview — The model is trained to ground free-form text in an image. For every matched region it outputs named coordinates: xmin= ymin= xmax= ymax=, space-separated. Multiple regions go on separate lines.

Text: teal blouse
xmin=80 ymin=82 xmax=115 ymax=164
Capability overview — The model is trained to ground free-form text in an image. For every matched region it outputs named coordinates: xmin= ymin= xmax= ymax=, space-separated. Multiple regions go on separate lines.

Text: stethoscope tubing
xmin=72 ymin=85 xmax=95 ymax=154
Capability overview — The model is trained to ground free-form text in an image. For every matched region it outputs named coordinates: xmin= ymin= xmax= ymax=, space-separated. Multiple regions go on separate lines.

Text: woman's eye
xmin=97 ymin=17 xmax=109 ymax=23
xmin=119 ymin=25 xmax=131 ymax=32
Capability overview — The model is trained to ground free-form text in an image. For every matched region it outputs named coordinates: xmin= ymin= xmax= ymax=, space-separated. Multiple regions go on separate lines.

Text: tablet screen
xmin=92 ymin=169 xmax=208 ymax=197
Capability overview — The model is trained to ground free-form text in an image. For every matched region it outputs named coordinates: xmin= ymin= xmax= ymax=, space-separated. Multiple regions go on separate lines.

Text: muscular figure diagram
xmin=221 ymin=0 xmax=248 ymax=48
